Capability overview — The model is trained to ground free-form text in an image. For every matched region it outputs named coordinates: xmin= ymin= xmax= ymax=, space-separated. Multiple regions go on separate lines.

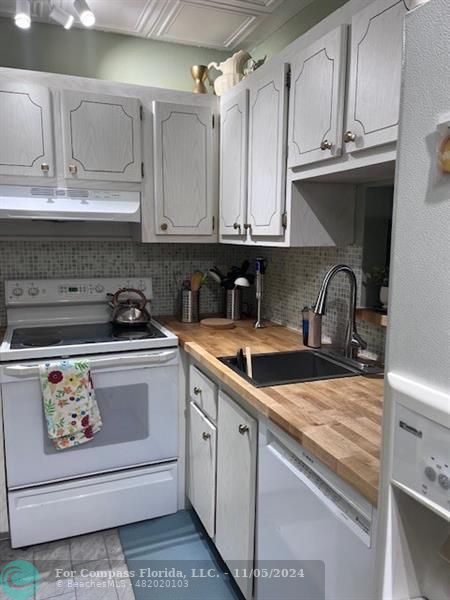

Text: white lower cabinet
xmin=216 ymin=391 xmax=257 ymax=600
xmin=187 ymin=366 xmax=258 ymax=600
xmin=188 ymin=401 xmax=216 ymax=538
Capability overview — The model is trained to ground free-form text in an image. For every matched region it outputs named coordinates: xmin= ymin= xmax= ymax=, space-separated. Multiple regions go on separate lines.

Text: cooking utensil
xmin=236 ymin=348 xmax=245 ymax=372
xmin=191 ymin=271 xmax=205 ymax=291
xmin=245 ymin=346 xmax=253 ymax=378
xmin=208 ymin=267 xmax=225 ymax=285
xmin=234 ymin=276 xmax=250 ymax=288
xmin=108 ymin=288 xmax=151 ymax=326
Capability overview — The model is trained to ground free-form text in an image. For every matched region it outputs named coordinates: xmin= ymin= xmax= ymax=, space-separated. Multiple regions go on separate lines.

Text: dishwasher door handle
xmin=3 ymin=350 xmax=178 ymax=378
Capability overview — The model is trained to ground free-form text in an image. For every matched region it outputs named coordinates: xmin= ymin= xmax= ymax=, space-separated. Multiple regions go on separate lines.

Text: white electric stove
xmin=0 ymin=277 xmax=177 ymax=361
xmin=0 ymin=278 xmax=180 ymax=548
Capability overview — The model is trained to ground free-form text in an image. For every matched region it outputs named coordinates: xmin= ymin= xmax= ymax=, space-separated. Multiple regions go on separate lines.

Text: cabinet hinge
xmin=285 ymin=69 xmax=291 ymax=89
xmin=139 ymin=105 xmax=143 ymax=121
xmin=282 ymin=212 xmax=288 ymax=228
xmin=141 ymin=162 xmax=144 ymax=178
xmin=212 ymin=215 xmax=215 ymax=231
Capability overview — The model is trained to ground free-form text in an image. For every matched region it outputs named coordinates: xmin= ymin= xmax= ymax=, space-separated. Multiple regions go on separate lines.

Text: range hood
xmin=0 ymin=186 xmax=140 ymax=222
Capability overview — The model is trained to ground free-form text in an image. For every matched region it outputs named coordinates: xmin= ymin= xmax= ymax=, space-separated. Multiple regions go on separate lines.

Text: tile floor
xmin=0 ymin=511 xmax=242 ymax=600
xmin=0 ymin=529 xmax=134 ymax=600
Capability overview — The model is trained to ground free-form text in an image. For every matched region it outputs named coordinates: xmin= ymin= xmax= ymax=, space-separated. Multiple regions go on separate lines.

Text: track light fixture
xmin=74 ymin=0 xmax=95 ymax=27
xmin=15 ymin=0 xmax=31 ymax=29
xmin=49 ymin=6 xmax=74 ymax=29
xmin=14 ymin=0 xmax=96 ymax=31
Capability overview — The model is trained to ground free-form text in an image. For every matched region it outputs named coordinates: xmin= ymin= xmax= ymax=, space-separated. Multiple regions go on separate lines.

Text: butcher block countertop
xmin=161 ymin=317 xmax=384 ymax=506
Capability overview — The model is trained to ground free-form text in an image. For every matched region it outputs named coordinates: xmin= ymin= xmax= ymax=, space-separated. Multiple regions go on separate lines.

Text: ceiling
xmin=0 ymin=0 xmax=313 ymax=50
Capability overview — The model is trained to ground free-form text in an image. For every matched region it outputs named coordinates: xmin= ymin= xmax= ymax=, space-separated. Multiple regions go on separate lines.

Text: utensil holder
xmin=226 ymin=289 xmax=241 ymax=321
xmin=181 ymin=290 xmax=199 ymax=323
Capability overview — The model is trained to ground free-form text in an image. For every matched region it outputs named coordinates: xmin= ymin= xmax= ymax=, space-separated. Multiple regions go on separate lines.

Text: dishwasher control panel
xmin=392 ymin=403 xmax=450 ymax=514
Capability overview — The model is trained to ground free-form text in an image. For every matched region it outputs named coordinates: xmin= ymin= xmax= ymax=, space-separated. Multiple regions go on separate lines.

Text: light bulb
xmin=74 ymin=0 xmax=95 ymax=27
xmin=49 ymin=6 xmax=74 ymax=29
xmin=15 ymin=0 xmax=31 ymax=29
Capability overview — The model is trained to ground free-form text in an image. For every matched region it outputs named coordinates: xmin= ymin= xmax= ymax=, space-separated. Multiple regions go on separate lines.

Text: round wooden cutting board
xmin=200 ymin=318 xmax=236 ymax=330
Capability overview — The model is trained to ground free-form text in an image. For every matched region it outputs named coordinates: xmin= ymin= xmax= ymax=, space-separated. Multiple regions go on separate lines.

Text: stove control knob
xmin=12 ymin=287 xmax=23 ymax=297
xmin=28 ymin=286 xmax=39 ymax=297
xmin=438 ymin=474 xmax=449 ymax=490
xmin=424 ymin=466 xmax=436 ymax=481
xmin=95 ymin=284 xmax=104 ymax=293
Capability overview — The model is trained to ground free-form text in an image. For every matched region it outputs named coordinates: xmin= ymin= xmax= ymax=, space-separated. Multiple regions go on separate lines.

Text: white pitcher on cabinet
xmin=208 ymin=50 xmax=250 ymax=96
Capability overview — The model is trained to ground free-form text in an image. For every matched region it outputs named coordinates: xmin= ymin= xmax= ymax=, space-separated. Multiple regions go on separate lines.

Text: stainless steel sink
xmin=219 ymin=349 xmax=381 ymax=388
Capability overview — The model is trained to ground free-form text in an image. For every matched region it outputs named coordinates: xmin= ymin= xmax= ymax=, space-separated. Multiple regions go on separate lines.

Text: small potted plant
xmin=363 ymin=267 xmax=389 ymax=309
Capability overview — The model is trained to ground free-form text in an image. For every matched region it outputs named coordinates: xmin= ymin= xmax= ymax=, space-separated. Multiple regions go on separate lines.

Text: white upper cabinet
xmin=344 ymin=0 xmax=407 ymax=152
xmin=61 ymin=90 xmax=142 ymax=182
xmin=0 ymin=82 xmax=54 ymax=178
xmin=219 ymin=89 xmax=248 ymax=238
xmin=247 ymin=63 xmax=289 ymax=237
xmin=153 ymin=101 xmax=213 ymax=237
xmin=288 ymin=26 xmax=348 ymax=168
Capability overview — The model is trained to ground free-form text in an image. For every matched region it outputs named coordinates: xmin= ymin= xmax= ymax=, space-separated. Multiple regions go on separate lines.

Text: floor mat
xmin=119 ymin=510 xmax=243 ymax=600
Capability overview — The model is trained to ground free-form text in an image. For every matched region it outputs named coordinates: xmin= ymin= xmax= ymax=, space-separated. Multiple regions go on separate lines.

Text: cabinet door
xmin=153 ymin=101 xmax=213 ymax=236
xmin=288 ymin=26 xmax=347 ymax=168
xmin=345 ymin=0 xmax=407 ymax=152
xmin=61 ymin=90 xmax=142 ymax=182
xmin=0 ymin=82 xmax=54 ymax=178
xmin=219 ymin=89 xmax=248 ymax=238
xmin=216 ymin=392 xmax=257 ymax=600
xmin=188 ymin=402 xmax=216 ymax=538
xmin=247 ymin=63 xmax=289 ymax=237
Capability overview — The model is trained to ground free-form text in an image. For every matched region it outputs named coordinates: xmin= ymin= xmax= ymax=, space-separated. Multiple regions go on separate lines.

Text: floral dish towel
xmin=40 ymin=359 xmax=102 ymax=450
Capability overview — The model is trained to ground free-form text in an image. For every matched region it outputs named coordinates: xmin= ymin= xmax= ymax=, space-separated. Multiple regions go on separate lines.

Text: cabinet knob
xmin=160 ymin=223 xmax=168 ymax=231
xmin=68 ymin=164 xmax=78 ymax=174
xmin=193 ymin=386 xmax=201 ymax=395
xmin=243 ymin=224 xmax=251 ymax=231
xmin=238 ymin=424 xmax=249 ymax=434
xmin=343 ymin=131 xmax=356 ymax=143
xmin=233 ymin=222 xmax=241 ymax=234
xmin=40 ymin=163 xmax=50 ymax=172
xmin=202 ymin=431 xmax=211 ymax=441
xmin=320 ymin=140 xmax=333 ymax=150
xmin=438 ymin=474 xmax=449 ymax=490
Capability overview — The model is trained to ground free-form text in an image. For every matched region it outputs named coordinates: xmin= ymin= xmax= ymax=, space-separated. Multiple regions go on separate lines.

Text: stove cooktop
xmin=10 ymin=322 xmax=167 ymax=349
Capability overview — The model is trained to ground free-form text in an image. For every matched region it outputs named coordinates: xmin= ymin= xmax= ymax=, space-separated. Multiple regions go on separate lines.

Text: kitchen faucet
xmin=310 ymin=264 xmax=367 ymax=359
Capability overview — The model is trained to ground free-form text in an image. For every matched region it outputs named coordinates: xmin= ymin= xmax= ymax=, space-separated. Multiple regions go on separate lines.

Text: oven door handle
xmin=3 ymin=350 xmax=178 ymax=378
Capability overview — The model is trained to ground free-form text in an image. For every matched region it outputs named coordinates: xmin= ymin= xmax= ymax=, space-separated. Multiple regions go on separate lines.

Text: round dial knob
xmin=95 ymin=284 xmax=104 ymax=293
xmin=12 ymin=287 xmax=23 ymax=297
xmin=424 ymin=466 xmax=436 ymax=481
xmin=438 ymin=474 xmax=449 ymax=490
xmin=28 ymin=286 xmax=39 ymax=297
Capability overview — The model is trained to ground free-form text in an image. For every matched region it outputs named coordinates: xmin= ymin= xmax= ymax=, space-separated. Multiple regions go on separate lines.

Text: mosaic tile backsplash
xmin=0 ymin=241 xmax=386 ymax=360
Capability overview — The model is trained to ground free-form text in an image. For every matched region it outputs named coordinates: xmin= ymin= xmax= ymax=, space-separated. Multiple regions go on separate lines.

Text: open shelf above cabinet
xmin=356 ymin=308 xmax=388 ymax=328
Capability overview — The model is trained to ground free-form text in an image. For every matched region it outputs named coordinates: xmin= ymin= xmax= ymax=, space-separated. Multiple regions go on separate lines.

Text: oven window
xmin=43 ymin=384 xmax=149 ymax=454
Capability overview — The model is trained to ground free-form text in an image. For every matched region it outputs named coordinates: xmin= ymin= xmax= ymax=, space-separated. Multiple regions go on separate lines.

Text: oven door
xmin=1 ymin=349 xmax=178 ymax=488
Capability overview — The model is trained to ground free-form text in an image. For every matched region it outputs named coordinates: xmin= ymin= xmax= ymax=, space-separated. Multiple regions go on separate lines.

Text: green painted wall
xmin=245 ymin=0 xmax=348 ymax=58
xmin=0 ymin=17 xmax=229 ymax=92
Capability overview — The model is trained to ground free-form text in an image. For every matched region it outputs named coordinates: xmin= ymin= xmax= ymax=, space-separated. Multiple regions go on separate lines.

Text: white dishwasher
xmin=256 ymin=423 xmax=377 ymax=600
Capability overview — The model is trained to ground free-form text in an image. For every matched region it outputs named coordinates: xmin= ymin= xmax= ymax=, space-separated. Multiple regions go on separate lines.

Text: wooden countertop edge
xmin=181 ymin=339 xmax=380 ymax=506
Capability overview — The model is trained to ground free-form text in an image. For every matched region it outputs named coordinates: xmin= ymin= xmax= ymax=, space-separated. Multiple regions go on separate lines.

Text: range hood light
xmin=49 ymin=6 xmax=74 ymax=29
xmin=74 ymin=0 xmax=95 ymax=27
xmin=15 ymin=0 xmax=31 ymax=29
